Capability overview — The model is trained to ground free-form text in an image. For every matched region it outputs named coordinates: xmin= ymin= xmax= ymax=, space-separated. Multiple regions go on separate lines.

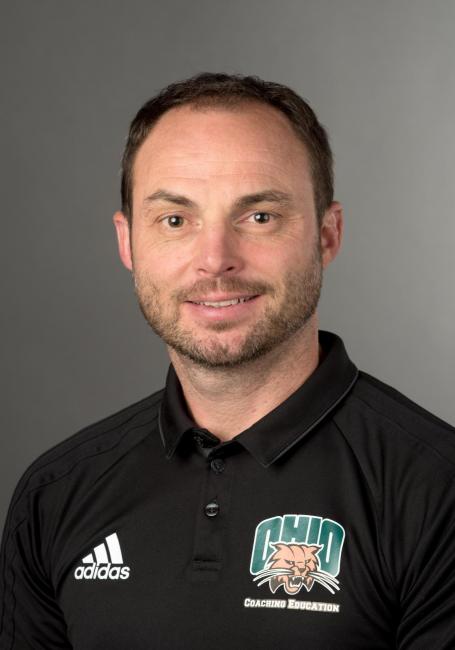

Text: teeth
xmin=195 ymin=297 xmax=252 ymax=308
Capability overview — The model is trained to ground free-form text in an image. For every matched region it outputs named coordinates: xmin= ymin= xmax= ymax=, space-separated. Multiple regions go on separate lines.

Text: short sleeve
xmin=0 ymin=478 xmax=72 ymax=649
xmin=393 ymin=474 xmax=455 ymax=649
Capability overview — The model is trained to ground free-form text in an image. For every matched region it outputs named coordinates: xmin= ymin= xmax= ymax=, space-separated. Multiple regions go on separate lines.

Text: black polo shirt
xmin=1 ymin=331 xmax=455 ymax=649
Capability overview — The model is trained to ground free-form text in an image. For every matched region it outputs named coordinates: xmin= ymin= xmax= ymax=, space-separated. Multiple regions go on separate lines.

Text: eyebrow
xmin=143 ymin=190 xmax=197 ymax=209
xmin=142 ymin=189 xmax=294 ymax=211
xmin=233 ymin=190 xmax=293 ymax=211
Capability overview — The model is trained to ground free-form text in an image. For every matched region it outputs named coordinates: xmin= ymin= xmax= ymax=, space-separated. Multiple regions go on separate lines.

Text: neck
xmin=168 ymin=317 xmax=321 ymax=441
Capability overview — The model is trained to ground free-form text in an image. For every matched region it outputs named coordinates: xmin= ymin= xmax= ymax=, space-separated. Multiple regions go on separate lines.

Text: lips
xmin=183 ymin=294 xmax=261 ymax=322
xmin=189 ymin=296 xmax=256 ymax=308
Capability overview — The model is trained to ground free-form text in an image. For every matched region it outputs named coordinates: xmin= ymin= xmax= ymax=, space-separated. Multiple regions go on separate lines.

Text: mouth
xmin=187 ymin=295 xmax=258 ymax=308
xmin=289 ymin=576 xmax=303 ymax=589
xmin=183 ymin=294 xmax=261 ymax=322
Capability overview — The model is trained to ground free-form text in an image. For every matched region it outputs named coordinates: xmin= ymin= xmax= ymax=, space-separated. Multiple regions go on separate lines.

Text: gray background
xmin=1 ymin=0 xmax=454 ymax=529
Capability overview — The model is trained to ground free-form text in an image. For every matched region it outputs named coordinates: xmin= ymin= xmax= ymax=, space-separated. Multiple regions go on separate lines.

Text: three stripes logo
xmin=74 ymin=532 xmax=131 ymax=580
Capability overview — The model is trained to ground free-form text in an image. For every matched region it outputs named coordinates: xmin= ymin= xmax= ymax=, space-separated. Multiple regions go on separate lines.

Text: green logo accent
xmin=250 ymin=514 xmax=345 ymax=577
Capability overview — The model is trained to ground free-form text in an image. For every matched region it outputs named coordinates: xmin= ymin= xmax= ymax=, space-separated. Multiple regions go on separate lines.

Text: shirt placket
xmin=187 ymin=429 xmax=232 ymax=582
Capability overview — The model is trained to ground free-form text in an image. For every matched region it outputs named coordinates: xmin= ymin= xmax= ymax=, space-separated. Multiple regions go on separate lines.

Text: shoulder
xmin=354 ymin=370 xmax=454 ymax=438
xmin=334 ymin=370 xmax=455 ymax=480
xmin=5 ymin=389 xmax=164 ymax=521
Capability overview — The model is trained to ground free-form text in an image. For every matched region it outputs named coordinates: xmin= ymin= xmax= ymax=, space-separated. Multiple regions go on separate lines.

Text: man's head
xmin=114 ymin=73 xmax=343 ymax=369
xmin=120 ymin=72 xmax=334 ymax=228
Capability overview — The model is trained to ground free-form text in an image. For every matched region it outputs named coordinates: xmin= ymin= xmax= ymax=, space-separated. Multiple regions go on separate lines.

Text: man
xmin=1 ymin=73 xmax=454 ymax=649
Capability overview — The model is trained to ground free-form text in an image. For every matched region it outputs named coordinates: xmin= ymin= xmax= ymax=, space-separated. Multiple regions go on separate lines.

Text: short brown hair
xmin=121 ymin=72 xmax=333 ymax=225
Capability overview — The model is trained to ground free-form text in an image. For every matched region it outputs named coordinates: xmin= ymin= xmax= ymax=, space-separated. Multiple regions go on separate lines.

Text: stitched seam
xmin=359 ymin=372 xmax=455 ymax=433
xmin=1 ymin=414 xmax=158 ymax=645
xmin=9 ymin=394 xmax=162 ymax=513
xmin=332 ymin=417 xmax=397 ymax=595
xmin=351 ymin=393 xmax=455 ymax=475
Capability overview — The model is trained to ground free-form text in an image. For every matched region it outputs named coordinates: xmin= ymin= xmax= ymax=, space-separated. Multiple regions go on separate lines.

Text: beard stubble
xmin=133 ymin=241 xmax=323 ymax=369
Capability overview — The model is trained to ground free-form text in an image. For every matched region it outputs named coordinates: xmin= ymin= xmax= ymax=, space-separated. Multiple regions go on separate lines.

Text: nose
xmin=193 ymin=222 xmax=245 ymax=277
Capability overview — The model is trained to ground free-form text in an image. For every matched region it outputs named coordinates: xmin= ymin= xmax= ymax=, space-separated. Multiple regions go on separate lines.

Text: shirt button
xmin=210 ymin=458 xmax=225 ymax=473
xmin=205 ymin=501 xmax=219 ymax=517
xmin=193 ymin=434 xmax=205 ymax=447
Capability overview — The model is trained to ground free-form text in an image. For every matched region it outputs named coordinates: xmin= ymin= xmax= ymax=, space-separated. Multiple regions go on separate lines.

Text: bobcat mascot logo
xmin=253 ymin=542 xmax=339 ymax=595
xmin=249 ymin=515 xmax=345 ymax=596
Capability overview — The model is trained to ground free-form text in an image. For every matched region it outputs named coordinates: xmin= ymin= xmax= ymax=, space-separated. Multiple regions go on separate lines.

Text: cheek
xmin=251 ymin=245 xmax=306 ymax=278
xmin=133 ymin=239 xmax=189 ymax=280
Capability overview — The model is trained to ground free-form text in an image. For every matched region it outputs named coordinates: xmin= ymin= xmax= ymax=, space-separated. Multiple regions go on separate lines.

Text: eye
xmin=249 ymin=212 xmax=272 ymax=224
xmin=164 ymin=215 xmax=185 ymax=228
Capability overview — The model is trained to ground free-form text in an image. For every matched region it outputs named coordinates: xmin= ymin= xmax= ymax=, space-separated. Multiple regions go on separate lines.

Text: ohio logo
xmin=249 ymin=514 xmax=345 ymax=596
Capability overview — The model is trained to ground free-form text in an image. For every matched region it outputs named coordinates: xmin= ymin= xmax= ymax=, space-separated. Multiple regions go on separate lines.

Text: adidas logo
xmin=74 ymin=533 xmax=131 ymax=580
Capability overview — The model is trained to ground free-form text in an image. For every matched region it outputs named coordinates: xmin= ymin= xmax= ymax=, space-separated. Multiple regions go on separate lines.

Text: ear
xmin=319 ymin=201 xmax=343 ymax=269
xmin=113 ymin=211 xmax=133 ymax=271
xmin=306 ymin=545 xmax=322 ymax=555
xmin=270 ymin=543 xmax=286 ymax=552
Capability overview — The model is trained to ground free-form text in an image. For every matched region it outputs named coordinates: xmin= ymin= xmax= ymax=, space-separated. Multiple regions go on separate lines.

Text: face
xmin=114 ymin=102 xmax=342 ymax=369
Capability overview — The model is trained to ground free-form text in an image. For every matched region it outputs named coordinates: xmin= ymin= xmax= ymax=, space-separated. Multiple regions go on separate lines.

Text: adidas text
xmin=74 ymin=563 xmax=130 ymax=580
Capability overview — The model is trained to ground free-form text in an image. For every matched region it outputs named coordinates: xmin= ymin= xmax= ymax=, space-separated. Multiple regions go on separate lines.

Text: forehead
xmin=132 ymin=102 xmax=313 ymax=201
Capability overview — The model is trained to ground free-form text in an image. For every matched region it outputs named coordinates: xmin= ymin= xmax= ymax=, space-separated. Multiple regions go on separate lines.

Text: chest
xmin=54 ymin=447 xmax=396 ymax=649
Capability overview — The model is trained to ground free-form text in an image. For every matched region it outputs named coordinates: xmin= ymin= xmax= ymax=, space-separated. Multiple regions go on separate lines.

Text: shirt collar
xmin=158 ymin=330 xmax=359 ymax=467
